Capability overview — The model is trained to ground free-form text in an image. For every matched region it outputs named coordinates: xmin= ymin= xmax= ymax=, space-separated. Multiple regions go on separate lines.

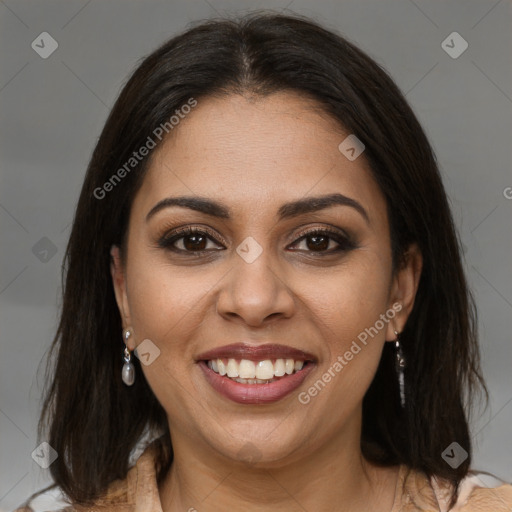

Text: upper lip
xmin=196 ymin=343 xmax=317 ymax=362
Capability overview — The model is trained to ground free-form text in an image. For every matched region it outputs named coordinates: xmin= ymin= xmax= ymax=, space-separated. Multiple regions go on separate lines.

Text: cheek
xmin=306 ymin=253 xmax=392 ymax=347
xmin=304 ymin=252 xmax=392 ymax=399
xmin=123 ymin=252 xmax=225 ymax=394
xmin=123 ymin=257 xmax=210 ymax=425
xmin=125 ymin=255 xmax=208 ymax=341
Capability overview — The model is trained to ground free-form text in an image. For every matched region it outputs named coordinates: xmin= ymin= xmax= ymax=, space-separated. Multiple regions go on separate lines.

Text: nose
xmin=216 ymin=248 xmax=296 ymax=328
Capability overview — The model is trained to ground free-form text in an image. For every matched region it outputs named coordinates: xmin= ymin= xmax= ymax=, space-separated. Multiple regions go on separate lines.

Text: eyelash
xmin=157 ymin=226 xmax=357 ymax=256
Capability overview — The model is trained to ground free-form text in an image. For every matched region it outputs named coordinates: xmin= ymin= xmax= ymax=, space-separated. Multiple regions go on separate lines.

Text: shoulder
xmin=13 ymin=465 xmax=136 ymax=512
xmin=13 ymin=485 xmax=72 ymax=512
xmin=400 ymin=464 xmax=512 ymax=511
xmin=14 ymin=431 xmax=167 ymax=512
xmin=443 ymin=469 xmax=512 ymax=511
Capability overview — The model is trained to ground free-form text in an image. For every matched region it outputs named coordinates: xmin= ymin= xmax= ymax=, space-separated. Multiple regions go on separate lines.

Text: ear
xmin=385 ymin=243 xmax=423 ymax=342
xmin=110 ymin=245 xmax=135 ymax=350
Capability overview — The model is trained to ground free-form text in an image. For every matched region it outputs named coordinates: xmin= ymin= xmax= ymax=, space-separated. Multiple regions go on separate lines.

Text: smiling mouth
xmin=205 ymin=357 xmax=309 ymax=384
xmin=196 ymin=343 xmax=317 ymax=404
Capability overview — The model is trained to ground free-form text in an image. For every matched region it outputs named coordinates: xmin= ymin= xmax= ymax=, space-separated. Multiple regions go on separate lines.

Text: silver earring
xmin=122 ymin=329 xmax=135 ymax=386
xmin=394 ymin=330 xmax=406 ymax=408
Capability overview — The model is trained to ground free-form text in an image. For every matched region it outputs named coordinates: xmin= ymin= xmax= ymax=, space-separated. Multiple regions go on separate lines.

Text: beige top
xmin=15 ymin=438 xmax=512 ymax=512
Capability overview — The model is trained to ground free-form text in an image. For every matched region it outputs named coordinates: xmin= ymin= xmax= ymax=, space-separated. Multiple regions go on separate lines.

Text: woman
xmin=16 ymin=12 xmax=512 ymax=512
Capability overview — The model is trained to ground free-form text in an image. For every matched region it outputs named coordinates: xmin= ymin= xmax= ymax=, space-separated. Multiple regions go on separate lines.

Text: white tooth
xmin=239 ymin=359 xmax=256 ymax=379
xmin=285 ymin=359 xmax=294 ymax=375
xmin=207 ymin=360 xmax=213 ymax=370
xmin=211 ymin=360 xmax=218 ymax=373
xmin=274 ymin=359 xmax=286 ymax=376
xmin=255 ymin=360 xmax=274 ymax=380
xmin=226 ymin=358 xmax=239 ymax=377
xmin=255 ymin=379 xmax=267 ymax=384
xmin=217 ymin=359 xmax=227 ymax=376
xmin=294 ymin=360 xmax=304 ymax=371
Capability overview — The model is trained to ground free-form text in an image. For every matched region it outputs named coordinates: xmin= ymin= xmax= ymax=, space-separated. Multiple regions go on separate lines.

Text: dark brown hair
xmin=37 ymin=11 xmax=487 ymax=509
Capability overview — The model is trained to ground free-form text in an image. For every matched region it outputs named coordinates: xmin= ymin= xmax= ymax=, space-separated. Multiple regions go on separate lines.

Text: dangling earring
xmin=122 ymin=328 xmax=135 ymax=386
xmin=394 ymin=330 xmax=406 ymax=408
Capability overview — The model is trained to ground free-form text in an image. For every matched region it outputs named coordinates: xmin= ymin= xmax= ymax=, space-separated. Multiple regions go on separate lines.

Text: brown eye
xmin=181 ymin=232 xmax=208 ymax=251
xmin=303 ymin=234 xmax=330 ymax=251
xmin=158 ymin=227 xmax=223 ymax=253
xmin=290 ymin=228 xmax=356 ymax=254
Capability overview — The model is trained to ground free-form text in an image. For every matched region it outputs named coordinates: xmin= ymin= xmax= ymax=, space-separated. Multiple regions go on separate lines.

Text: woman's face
xmin=111 ymin=92 xmax=421 ymax=466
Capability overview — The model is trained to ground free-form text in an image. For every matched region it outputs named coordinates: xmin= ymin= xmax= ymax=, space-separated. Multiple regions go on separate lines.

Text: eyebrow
xmin=145 ymin=193 xmax=369 ymax=224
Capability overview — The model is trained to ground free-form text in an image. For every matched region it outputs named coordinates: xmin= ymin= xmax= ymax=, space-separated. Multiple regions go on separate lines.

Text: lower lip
xmin=198 ymin=361 xmax=315 ymax=404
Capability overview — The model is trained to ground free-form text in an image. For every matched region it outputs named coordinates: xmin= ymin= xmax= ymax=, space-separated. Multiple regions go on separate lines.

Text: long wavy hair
xmin=37 ymin=11 xmax=487 ymax=509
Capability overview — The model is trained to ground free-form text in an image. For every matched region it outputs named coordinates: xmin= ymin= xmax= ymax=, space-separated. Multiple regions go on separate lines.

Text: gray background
xmin=1 ymin=0 xmax=511 ymax=509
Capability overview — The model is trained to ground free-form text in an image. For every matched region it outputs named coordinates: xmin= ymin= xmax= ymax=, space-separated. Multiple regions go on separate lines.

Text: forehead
xmin=133 ymin=92 xmax=386 ymax=224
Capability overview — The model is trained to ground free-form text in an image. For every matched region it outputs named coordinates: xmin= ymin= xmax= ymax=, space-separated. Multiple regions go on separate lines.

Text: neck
xmin=159 ymin=413 xmax=399 ymax=512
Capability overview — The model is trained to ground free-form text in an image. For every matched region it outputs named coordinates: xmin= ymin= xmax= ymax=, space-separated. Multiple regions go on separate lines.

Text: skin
xmin=111 ymin=91 xmax=423 ymax=512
